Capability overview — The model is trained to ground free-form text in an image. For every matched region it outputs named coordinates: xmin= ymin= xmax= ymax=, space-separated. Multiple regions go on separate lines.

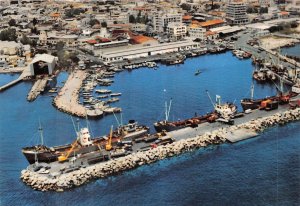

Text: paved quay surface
xmin=27 ymin=78 xmax=48 ymax=101
xmin=53 ymin=70 xmax=104 ymax=117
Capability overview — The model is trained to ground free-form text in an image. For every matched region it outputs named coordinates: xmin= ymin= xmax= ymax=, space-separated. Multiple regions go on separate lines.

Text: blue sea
xmin=0 ymin=51 xmax=299 ymax=205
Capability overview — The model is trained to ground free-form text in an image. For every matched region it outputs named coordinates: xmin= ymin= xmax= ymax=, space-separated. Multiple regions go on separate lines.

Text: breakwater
xmin=20 ymin=107 xmax=300 ymax=192
xmin=52 ymin=70 xmax=105 ymax=118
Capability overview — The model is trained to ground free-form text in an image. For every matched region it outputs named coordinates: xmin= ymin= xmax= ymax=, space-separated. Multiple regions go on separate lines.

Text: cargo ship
xmin=154 ymin=94 xmax=237 ymax=132
xmin=241 ymin=80 xmax=298 ymax=111
xmin=22 ymin=120 xmax=149 ymax=164
xmin=22 ymin=126 xmax=105 ymax=164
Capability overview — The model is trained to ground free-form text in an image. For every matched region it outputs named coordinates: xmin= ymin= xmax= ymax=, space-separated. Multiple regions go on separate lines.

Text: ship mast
xmin=250 ymin=83 xmax=254 ymax=100
xmin=38 ymin=119 xmax=44 ymax=145
xmin=165 ymin=99 xmax=172 ymax=121
xmin=206 ymin=90 xmax=215 ymax=108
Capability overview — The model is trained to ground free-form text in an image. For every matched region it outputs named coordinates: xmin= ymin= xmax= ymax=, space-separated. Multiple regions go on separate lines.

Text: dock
xmin=53 ymin=70 xmax=104 ymax=118
xmin=27 ymin=78 xmax=49 ymax=101
xmin=223 ymin=128 xmax=258 ymax=143
xmin=0 ymin=69 xmax=30 ymax=92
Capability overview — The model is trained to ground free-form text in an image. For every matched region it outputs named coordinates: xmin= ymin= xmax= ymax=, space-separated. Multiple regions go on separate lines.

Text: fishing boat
xmin=106 ymin=97 xmax=119 ymax=103
xmin=95 ymin=89 xmax=111 ymax=94
xmin=22 ymin=123 xmax=106 ymax=164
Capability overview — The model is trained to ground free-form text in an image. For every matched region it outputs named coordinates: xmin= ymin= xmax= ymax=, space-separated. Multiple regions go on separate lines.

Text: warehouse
xmin=98 ymin=41 xmax=201 ymax=63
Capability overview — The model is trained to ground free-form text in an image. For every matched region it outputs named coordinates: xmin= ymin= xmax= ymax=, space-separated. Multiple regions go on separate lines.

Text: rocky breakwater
xmin=20 ymin=108 xmax=300 ymax=192
xmin=52 ymin=70 xmax=103 ymax=118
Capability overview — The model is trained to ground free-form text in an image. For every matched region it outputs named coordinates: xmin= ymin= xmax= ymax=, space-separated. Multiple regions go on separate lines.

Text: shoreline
xmin=20 ymin=107 xmax=300 ymax=192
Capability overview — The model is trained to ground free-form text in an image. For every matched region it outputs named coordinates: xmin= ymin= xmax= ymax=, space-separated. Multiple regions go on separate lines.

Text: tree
xmin=20 ymin=34 xmax=32 ymax=45
xmin=180 ymin=3 xmax=191 ymax=11
xmin=129 ymin=14 xmax=136 ymax=23
xmin=8 ymin=19 xmax=16 ymax=27
xmin=32 ymin=18 xmax=37 ymax=26
xmin=0 ymin=28 xmax=17 ymax=41
xmin=113 ymin=21 xmax=118 ymax=24
xmin=56 ymin=41 xmax=65 ymax=51
xmin=90 ymin=19 xmax=100 ymax=27
xmin=101 ymin=21 xmax=107 ymax=28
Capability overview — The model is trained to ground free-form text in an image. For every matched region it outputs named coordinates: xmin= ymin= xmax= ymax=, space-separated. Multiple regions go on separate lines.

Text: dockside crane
xmin=105 ymin=125 xmax=113 ymax=151
xmin=58 ymin=140 xmax=78 ymax=162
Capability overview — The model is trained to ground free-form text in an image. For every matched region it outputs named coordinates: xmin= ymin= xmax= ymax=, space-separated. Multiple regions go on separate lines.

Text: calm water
xmin=281 ymin=43 xmax=300 ymax=57
xmin=0 ymin=51 xmax=299 ymax=205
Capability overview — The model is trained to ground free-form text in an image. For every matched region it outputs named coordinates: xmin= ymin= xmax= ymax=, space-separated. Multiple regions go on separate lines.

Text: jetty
xmin=20 ymin=106 xmax=300 ymax=192
xmin=27 ymin=78 xmax=49 ymax=101
xmin=53 ymin=70 xmax=104 ymax=118
xmin=0 ymin=69 xmax=31 ymax=92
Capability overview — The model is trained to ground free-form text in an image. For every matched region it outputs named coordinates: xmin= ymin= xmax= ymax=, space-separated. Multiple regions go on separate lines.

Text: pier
xmin=27 ymin=78 xmax=49 ymax=101
xmin=0 ymin=69 xmax=31 ymax=92
xmin=20 ymin=106 xmax=300 ymax=191
xmin=53 ymin=70 xmax=104 ymax=118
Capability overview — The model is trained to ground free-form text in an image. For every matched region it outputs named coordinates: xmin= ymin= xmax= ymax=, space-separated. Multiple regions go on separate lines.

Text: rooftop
xmin=198 ymin=19 xmax=224 ymax=27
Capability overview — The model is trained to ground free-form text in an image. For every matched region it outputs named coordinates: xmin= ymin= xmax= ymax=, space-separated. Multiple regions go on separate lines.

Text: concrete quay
xmin=20 ymin=107 xmax=300 ymax=192
xmin=53 ymin=70 xmax=104 ymax=118
xmin=27 ymin=78 xmax=48 ymax=101
xmin=0 ymin=68 xmax=31 ymax=92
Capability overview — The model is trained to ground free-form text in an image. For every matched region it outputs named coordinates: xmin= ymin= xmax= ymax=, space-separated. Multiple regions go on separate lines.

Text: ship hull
xmin=22 ymin=150 xmax=59 ymax=164
xmin=154 ymin=123 xmax=186 ymax=133
xmin=22 ymin=145 xmax=101 ymax=164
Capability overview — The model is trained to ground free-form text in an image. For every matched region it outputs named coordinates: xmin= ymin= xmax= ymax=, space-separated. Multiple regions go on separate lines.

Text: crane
xmin=58 ymin=140 xmax=78 ymax=162
xmin=105 ymin=125 xmax=113 ymax=151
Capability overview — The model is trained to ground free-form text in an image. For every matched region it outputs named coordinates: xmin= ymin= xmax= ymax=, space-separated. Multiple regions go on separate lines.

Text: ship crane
xmin=105 ymin=125 xmax=113 ymax=151
xmin=58 ymin=140 xmax=78 ymax=162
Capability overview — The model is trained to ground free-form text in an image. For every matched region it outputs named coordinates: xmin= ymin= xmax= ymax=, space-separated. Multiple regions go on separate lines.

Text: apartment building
xmin=152 ymin=12 xmax=182 ymax=32
xmin=226 ymin=1 xmax=249 ymax=25
xmin=167 ymin=22 xmax=187 ymax=40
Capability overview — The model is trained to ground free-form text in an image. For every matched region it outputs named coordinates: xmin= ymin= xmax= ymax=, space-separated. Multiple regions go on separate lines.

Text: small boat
xmin=95 ymin=89 xmax=111 ymax=94
xmin=195 ymin=70 xmax=201 ymax=76
xmin=110 ymin=93 xmax=122 ymax=97
xmin=48 ymin=88 xmax=58 ymax=93
xmin=97 ymin=95 xmax=108 ymax=99
xmin=106 ymin=97 xmax=119 ymax=103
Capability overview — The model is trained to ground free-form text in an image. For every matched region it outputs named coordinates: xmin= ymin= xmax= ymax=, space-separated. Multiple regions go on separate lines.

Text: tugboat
xmin=112 ymin=120 xmax=150 ymax=140
xmin=206 ymin=92 xmax=237 ymax=123
xmin=22 ymin=123 xmax=105 ymax=164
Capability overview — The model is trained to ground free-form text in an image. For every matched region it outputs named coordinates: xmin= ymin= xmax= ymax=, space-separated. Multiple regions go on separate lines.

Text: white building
xmin=152 ymin=12 xmax=183 ymax=32
xmin=188 ymin=25 xmax=206 ymax=41
xmin=226 ymin=1 xmax=249 ymax=25
xmin=167 ymin=23 xmax=186 ymax=40
xmin=29 ymin=54 xmax=57 ymax=76
xmin=99 ymin=40 xmax=201 ymax=63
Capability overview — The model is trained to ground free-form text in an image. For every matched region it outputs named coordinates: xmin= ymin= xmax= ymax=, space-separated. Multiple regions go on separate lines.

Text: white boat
xmin=110 ymin=93 xmax=122 ymax=97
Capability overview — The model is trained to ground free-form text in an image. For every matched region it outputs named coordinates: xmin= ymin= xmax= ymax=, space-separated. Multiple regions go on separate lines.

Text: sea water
xmin=0 ymin=51 xmax=299 ymax=205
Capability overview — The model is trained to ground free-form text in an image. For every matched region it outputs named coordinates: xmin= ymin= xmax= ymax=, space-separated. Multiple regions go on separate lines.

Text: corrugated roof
xmin=183 ymin=15 xmax=192 ymax=20
xmin=31 ymin=54 xmax=55 ymax=64
xmin=130 ymin=35 xmax=156 ymax=44
xmin=199 ymin=19 xmax=224 ymax=27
